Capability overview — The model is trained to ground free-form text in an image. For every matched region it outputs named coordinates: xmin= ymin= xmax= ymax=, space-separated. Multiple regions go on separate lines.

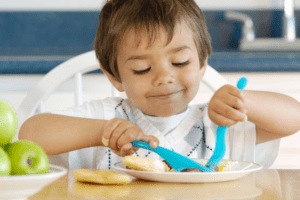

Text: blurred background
xmin=1 ymin=0 xmax=300 ymax=73
xmin=0 ymin=0 xmax=300 ymax=169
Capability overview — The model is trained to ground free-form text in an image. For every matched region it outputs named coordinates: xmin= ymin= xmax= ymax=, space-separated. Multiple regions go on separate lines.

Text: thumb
xmin=139 ymin=135 xmax=159 ymax=149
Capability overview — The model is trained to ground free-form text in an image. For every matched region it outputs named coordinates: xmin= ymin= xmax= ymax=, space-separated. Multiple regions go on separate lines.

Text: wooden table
xmin=29 ymin=169 xmax=300 ymax=200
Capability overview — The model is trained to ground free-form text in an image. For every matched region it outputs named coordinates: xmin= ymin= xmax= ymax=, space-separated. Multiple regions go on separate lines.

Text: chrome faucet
xmin=225 ymin=11 xmax=255 ymax=42
xmin=284 ymin=0 xmax=296 ymax=41
xmin=225 ymin=0 xmax=300 ymax=51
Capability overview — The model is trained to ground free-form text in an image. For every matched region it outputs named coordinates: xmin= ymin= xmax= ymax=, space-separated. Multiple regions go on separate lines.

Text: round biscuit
xmin=123 ymin=155 xmax=169 ymax=172
xmin=72 ymin=169 xmax=131 ymax=185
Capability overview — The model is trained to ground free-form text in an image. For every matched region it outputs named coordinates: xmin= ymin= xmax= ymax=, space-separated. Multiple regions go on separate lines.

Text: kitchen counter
xmin=1 ymin=51 xmax=300 ymax=74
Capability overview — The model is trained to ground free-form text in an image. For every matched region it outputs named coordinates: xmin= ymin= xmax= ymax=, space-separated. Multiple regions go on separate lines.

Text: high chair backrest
xmin=13 ymin=50 xmax=228 ymax=142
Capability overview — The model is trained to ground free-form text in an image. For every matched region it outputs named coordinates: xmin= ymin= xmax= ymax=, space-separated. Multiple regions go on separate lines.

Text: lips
xmin=147 ymin=89 xmax=183 ymax=99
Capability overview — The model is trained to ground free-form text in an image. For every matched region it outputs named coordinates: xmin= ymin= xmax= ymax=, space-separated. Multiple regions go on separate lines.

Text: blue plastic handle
xmin=205 ymin=77 xmax=248 ymax=170
xmin=131 ymin=141 xmax=213 ymax=172
xmin=237 ymin=77 xmax=248 ymax=91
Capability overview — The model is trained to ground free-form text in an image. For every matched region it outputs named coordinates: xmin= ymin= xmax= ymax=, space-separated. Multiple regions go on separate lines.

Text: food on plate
xmin=0 ymin=147 xmax=11 ymax=176
xmin=123 ymin=155 xmax=170 ymax=172
xmin=5 ymin=140 xmax=49 ymax=175
xmin=0 ymin=100 xmax=17 ymax=147
xmin=123 ymin=155 xmax=238 ymax=172
xmin=209 ymin=160 xmax=239 ymax=172
xmin=73 ymin=168 xmax=132 ymax=185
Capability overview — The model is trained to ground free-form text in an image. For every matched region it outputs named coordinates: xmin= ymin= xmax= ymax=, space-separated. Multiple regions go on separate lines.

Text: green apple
xmin=0 ymin=100 xmax=18 ymax=146
xmin=0 ymin=147 xmax=11 ymax=176
xmin=6 ymin=140 xmax=49 ymax=175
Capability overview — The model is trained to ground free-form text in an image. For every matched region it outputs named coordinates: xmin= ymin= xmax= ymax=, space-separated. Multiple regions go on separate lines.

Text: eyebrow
xmin=169 ymin=45 xmax=191 ymax=54
xmin=125 ymin=45 xmax=191 ymax=63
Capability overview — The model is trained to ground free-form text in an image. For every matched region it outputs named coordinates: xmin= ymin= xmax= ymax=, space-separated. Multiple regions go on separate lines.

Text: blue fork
xmin=131 ymin=141 xmax=213 ymax=172
xmin=131 ymin=77 xmax=248 ymax=172
xmin=205 ymin=77 xmax=248 ymax=170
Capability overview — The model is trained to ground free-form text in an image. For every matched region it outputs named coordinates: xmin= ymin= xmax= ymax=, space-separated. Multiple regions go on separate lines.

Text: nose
xmin=152 ymin=65 xmax=176 ymax=87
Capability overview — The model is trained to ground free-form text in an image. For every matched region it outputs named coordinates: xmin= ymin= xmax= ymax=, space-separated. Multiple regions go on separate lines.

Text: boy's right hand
xmin=101 ymin=118 xmax=159 ymax=157
xmin=208 ymin=84 xmax=247 ymax=127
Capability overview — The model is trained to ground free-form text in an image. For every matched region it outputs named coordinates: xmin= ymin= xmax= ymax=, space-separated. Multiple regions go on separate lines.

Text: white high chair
xmin=13 ymin=50 xmax=228 ymax=142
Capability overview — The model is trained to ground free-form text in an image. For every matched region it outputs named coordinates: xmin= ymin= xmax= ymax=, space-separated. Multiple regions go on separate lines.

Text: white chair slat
xmin=74 ymin=72 xmax=83 ymax=106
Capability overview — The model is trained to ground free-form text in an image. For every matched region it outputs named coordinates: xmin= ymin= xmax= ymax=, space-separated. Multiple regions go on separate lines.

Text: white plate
xmin=0 ymin=164 xmax=67 ymax=200
xmin=113 ymin=158 xmax=262 ymax=183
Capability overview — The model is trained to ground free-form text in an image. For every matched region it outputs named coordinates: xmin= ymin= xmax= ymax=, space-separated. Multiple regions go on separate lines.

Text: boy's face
xmin=111 ymin=22 xmax=206 ymax=117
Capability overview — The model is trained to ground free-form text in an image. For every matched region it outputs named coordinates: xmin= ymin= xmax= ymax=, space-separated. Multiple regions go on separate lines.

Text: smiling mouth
xmin=148 ymin=90 xmax=182 ymax=100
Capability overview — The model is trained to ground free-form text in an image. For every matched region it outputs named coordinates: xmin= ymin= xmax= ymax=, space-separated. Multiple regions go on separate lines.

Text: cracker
xmin=123 ymin=155 xmax=170 ymax=172
xmin=217 ymin=160 xmax=238 ymax=171
xmin=72 ymin=169 xmax=131 ymax=185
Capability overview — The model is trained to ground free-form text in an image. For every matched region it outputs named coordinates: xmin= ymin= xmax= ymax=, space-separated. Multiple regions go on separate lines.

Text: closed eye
xmin=133 ymin=67 xmax=151 ymax=75
xmin=172 ymin=60 xmax=190 ymax=67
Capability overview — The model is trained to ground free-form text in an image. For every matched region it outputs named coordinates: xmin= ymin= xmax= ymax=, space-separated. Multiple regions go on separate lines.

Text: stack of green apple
xmin=0 ymin=100 xmax=49 ymax=176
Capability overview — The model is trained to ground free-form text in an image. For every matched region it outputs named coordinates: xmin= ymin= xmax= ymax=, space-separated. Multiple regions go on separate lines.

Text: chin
xmin=144 ymin=107 xmax=185 ymax=117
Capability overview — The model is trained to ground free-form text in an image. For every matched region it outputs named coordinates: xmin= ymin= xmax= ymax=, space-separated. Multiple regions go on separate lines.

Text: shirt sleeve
xmin=254 ymin=138 xmax=281 ymax=169
xmin=229 ymin=121 xmax=281 ymax=169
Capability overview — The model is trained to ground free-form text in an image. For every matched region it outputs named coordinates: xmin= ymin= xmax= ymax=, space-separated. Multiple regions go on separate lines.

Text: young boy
xmin=19 ymin=0 xmax=300 ymax=170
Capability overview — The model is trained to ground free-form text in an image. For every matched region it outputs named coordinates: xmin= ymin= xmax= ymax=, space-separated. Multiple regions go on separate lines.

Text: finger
xmin=139 ymin=135 xmax=159 ymax=149
xmin=119 ymin=143 xmax=135 ymax=157
xmin=227 ymin=86 xmax=246 ymax=102
xmin=237 ymin=107 xmax=247 ymax=115
xmin=111 ymin=149 xmax=121 ymax=156
xmin=216 ymin=102 xmax=247 ymax=122
xmin=102 ymin=118 xmax=122 ymax=147
xmin=111 ymin=143 xmax=133 ymax=156
xmin=209 ymin=111 xmax=238 ymax=127
xmin=116 ymin=126 xmax=144 ymax=148
xmin=117 ymin=127 xmax=159 ymax=149
xmin=217 ymin=104 xmax=247 ymax=121
xmin=221 ymin=93 xmax=245 ymax=110
xmin=109 ymin=121 xmax=134 ymax=151
xmin=211 ymin=90 xmax=247 ymax=116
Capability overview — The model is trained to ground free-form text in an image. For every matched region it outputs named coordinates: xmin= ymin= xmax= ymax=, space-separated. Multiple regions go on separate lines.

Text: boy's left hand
xmin=208 ymin=84 xmax=248 ymax=127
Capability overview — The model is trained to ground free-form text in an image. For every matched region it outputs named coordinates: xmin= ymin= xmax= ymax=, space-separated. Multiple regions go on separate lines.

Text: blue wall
xmin=0 ymin=10 xmax=299 ymax=73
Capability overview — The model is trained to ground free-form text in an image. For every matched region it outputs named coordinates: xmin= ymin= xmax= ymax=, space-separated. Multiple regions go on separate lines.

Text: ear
xmin=100 ymin=65 xmax=125 ymax=92
xmin=199 ymin=57 xmax=208 ymax=79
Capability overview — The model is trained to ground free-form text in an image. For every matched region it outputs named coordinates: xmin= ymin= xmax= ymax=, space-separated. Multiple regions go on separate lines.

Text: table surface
xmin=29 ymin=169 xmax=300 ymax=200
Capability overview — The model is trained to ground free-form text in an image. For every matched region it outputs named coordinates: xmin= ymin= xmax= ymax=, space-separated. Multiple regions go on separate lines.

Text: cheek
xmin=181 ymin=66 xmax=201 ymax=88
xmin=119 ymin=69 xmax=145 ymax=96
xmin=122 ymin=77 xmax=148 ymax=98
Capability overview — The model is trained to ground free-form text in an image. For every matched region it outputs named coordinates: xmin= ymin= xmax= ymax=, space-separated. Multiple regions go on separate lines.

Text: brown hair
xmin=94 ymin=0 xmax=212 ymax=82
